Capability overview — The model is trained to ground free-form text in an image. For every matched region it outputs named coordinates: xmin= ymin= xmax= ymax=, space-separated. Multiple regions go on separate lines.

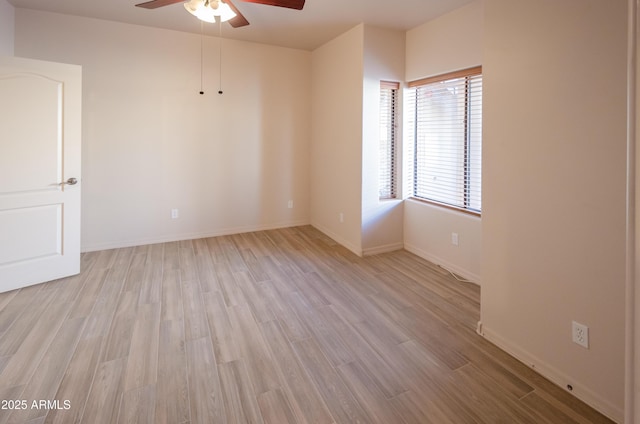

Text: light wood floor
xmin=0 ymin=226 xmax=614 ymax=424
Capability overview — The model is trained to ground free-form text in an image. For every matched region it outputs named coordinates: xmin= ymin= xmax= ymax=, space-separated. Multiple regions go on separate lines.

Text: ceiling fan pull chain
xmin=218 ymin=20 xmax=224 ymax=95
xmin=199 ymin=20 xmax=204 ymax=95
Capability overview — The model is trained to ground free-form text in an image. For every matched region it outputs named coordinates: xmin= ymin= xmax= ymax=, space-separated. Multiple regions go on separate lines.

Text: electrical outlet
xmin=451 ymin=232 xmax=459 ymax=246
xmin=288 ymin=200 xmax=294 ymax=209
xmin=572 ymin=321 xmax=589 ymax=349
xmin=339 ymin=212 xmax=344 ymax=223
xmin=171 ymin=208 xmax=179 ymax=219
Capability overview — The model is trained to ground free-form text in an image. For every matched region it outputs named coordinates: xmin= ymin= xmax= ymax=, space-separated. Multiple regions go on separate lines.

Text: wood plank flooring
xmin=0 ymin=226 xmax=614 ymax=423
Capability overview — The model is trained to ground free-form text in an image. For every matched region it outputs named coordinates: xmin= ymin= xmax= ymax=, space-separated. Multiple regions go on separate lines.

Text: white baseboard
xmin=362 ymin=242 xmax=404 ymax=256
xmin=81 ymin=220 xmax=310 ymax=252
xmin=309 ymin=223 xmax=362 ymax=257
xmin=480 ymin=326 xmax=623 ymax=424
xmin=404 ymin=242 xmax=480 ymax=285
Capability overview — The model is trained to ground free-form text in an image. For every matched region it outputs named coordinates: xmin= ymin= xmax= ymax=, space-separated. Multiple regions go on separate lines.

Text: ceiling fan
xmin=135 ymin=0 xmax=305 ymax=28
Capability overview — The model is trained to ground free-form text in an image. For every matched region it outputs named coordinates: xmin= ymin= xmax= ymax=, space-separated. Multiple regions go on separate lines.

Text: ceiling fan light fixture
xmin=184 ymin=0 xmax=216 ymax=22
xmin=183 ymin=0 xmax=236 ymax=23
xmin=217 ymin=2 xmax=237 ymax=22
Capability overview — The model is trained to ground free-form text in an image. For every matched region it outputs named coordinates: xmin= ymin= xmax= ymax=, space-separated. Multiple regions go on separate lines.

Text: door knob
xmin=60 ymin=177 xmax=78 ymax=186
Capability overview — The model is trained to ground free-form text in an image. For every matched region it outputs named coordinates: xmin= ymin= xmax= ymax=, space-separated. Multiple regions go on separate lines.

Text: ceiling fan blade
xmin=135 ymin=0 xmax=184 ymax=9
xmin=225 ymin=0 xmax=250 ymax=27
xmin=239 ymin=0 xmax=305 ymax=10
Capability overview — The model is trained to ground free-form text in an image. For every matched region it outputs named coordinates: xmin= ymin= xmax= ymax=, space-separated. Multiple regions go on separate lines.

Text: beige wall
xmin=310 ymin=25 xmax=364 ymax=255
xmin=406 ymin=0 xmax=483 ymax=81
xmin=0 ymin=0 xmax=14 ymax=56
xmin=481 ymin=0 xmax=627 ymax=421
xmin=361 ymin=26 xmax=405 ymax=255
xmin=15 ymin=9 xmax=311 ymax=251
xmin=311 ymin=24 xmax=407 ymax=256
xmin=404 ymin=1 xmax=483 ymax=282
xmin=405 ymin=200 xmax=481 ymax=282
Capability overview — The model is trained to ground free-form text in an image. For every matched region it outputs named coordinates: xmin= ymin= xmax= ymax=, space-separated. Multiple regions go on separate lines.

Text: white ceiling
xmin=7 ymin=0 xmax=475 ymax=50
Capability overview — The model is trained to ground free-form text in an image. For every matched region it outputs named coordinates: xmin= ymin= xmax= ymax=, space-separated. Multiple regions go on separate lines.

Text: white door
xmin=0 ymin=56 xmax=82 ymax=293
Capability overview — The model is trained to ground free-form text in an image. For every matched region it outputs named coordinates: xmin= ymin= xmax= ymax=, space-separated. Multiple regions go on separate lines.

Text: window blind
xmin=409 ymin=67 xmax=482 ymax=213
xmin=379 ymin=81 xmax=399 ymax=200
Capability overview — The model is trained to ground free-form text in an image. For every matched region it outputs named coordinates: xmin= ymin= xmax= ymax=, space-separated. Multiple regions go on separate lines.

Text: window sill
xmin=408 ymin=197 xmax=481 ymax=218
xmin=379 ymin=197 xmax=402 ymax=203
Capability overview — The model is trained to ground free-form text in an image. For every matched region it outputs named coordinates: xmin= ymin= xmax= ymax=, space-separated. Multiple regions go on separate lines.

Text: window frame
xmin=408 ymin=66 xmax=482 ymax=216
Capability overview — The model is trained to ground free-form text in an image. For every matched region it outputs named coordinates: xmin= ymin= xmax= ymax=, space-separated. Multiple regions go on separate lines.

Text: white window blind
xmin=408 ymin=67 xmax=482 ymax=213
xmin=379 ymin=81 xmax=399 ymax=200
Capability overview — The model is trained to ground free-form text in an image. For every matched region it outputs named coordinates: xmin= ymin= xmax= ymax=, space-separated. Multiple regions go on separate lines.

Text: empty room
xmin=0 ymin=0 xmax=637 ymax=423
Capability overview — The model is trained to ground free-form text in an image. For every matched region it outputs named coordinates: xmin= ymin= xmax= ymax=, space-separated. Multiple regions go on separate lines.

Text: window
xmin=379 ymin=81 xmax=399 ymax=200
xmin=407 ymin=67 xmax=482 ymax=214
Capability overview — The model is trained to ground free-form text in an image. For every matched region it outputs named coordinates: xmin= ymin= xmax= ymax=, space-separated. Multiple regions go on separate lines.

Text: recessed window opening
xmin=407 ymin=67 xmax=482 ymax=214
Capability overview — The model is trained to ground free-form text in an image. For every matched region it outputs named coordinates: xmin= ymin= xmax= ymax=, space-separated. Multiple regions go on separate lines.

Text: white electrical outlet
xmin=572 ymin=321 xmax=589 ymax=349
xmin=171 ymin=208 xmax=179 ymax=219
xmin=288 ymin=200 xmax=294 ymax=209
xmin=451 ymin=232 xmax=459 ymax=246
xmin=339 ymin=212 xmax=344 ymax=223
